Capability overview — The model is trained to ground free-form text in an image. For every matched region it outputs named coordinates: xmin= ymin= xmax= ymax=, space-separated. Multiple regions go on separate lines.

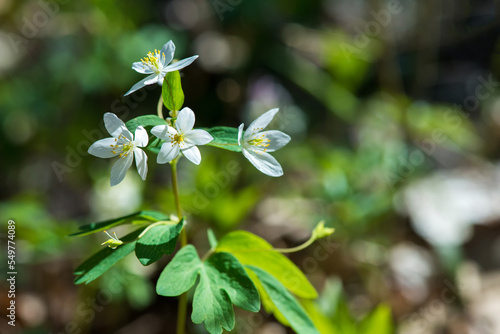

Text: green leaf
xmin=204 ymin=126 xmax=242 ymax=152
xmin=156 ymin=247 xmax=260 ymax=334
xmin=125 ymin=115 xmax=168 ymax=133
xmin=156 ymin=245 xmax=202 ymax=296
xmin=74 ymin=228 xmax=145 ymax=284
xmin=246 ymin=268 xmax=290 ymax=326
xmin=247 ymin=266 xmax=319 ymax=334
xmin=300 ymin=299 xmax=340 ymax=334
xmin=331 ymin=299 xmax=358 ymax=334
xmin=216 ymin=231 xmax=317 ymax=299
xmin=162 ymin=71 xmax=184 ymax=112
xmin=147 ymin=136 xmax=163 ymax=154
xmin=135 ymin=219 xmax=184 ymax=266
xmin=69 ymin=210 xmax=169 ymax=237
xmin=359 ymin=304 xmax=394 ymax=334
xmin=202 ymin=252 xmax=260 ymax=313
xmin=193 ymin=252 xmax=260 ymax=334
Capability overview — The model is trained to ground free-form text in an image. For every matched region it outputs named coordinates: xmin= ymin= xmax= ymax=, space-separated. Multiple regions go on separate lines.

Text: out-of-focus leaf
xmin=301 ymin=299 xmax=339 ymax=334
xmin=359 ymin=304 xmax=394 ymax=334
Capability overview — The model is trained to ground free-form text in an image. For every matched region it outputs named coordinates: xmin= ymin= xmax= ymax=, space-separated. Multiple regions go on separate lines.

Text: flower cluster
xmin=88 ymin=41 xmax=291 ymax=186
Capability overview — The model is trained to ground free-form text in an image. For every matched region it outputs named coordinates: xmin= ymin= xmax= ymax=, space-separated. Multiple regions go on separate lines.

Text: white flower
xmin=88 ymin=113 xmax=149 ymax=186
xmin=124 ymin=40 xmax=198 ymax=96
xmin=238 ymin=108 xmax=290 ymax=177
xmin=151 ymin=107 xmax=213 ymax=165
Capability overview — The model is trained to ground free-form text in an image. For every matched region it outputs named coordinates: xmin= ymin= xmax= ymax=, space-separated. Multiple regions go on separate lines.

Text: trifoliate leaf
xmin=156 ymin=246 xmax=260 ymax=334
xmin=125 ymin=115 xmax=168 ymax=133
xmin=216 ymin=231 xmax=317 ymax=299
xmin=135 ymin=219 xmax=184 ymax=266
xmin=247 ymin=266 xmax=320 ymax=334
xmin=69 ymin=210 xmax=169 ymax=237
xmin=74 ymin=228 xmax=145 ymax=284
xmin=156 ymin=245 xmax=201 ymax=296
xmin=204 ymin=126 xmax=242 ymax=152
xmin=162 ymin=70 xmax=184 ymax=112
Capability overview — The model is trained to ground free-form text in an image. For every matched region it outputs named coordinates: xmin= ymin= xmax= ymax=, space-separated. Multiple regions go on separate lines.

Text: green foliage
xmin=247 ymin=266 xmax=320 ymax=334
xmin=359 ymin=304 xmax=394 ymax=334
xmin=216 ymin=230 xmax=318 ymax=299
xmin=204 ymin=126 xmax=242 ymax=152
xmin=69 ymin=210 xmax=169 ymax=237
xmin=156 ymin=245 xmax=201 ymax=296
xmin=125 ymin=115 xmax=168 ymax=133
xmin=135 ymin=219 xmax=184 ymax=266
xmin=74 ymin=228 xmax=145 ymax=284
xmin=162 ymin=71 xmax=184 ymax=112
xmin=156 ymin=245 xmax=260 ymax=334
xmin=302 ymin=278 xmax=395 ymax=334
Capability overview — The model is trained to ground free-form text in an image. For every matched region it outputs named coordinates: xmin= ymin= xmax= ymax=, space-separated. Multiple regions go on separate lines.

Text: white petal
xmin=134 ymin=148 xmax=148 ymax=181
xmin=160 ymin=40 xmax=175 ymax=66
xmin=250 ymin=130 xmax=290 ymax=152
xmin=157 ymin=142 xmax=180 ymax=164
xmin=104 ymin=113 xmax=132 ymax=140
xmin=145 ymin=74 xmax=160 ymax=85
xmin=176 ymin=107 xmax=195 ymax=133
xmin=238 ymin=123 xmax=244 ymax=146
xmin=151 ymin=125 xmax=177 ymax=141
xmin=156 ymin=75 xmax=166 ymax=85
xmin=242 ymin=149 xmax=283 ymax=177
xmin=110 ymin=154 xmax=134 ymax=186
xmin=132 ymin=61 xmax=153 ymax=74
xmin=124 ymin=74 xmax=157 ymax=96
xmin=88 ymin=138 xmax=119 ymax=158
xmin=184 ymin=129 xmax=213 ymax=146
xmin=245 ymin=108 xmax=279 ymax=140
xmin=164 ymin=55 xmax=199 ymax=72
xmin=134 ymin=126 xmax=149 ymax=147
xmin=182 ymin=146 xmax=201 ymax=165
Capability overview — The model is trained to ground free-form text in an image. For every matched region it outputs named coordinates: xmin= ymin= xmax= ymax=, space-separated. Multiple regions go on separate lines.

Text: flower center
xmin=248 ymin=134 xmax=270 ymax=152
xmin=141 ymin=49 xmax=165 ymax=73
xmin=110 ymin=135 xmax=135 ymax=158
xmin=173 ymin=133 xmax=184 ymax=144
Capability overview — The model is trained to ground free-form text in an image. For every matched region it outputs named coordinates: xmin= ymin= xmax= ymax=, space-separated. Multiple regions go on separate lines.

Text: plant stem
xmin=170 ymin=161 xmax=183 ymax=227
xmin=157 ymin=94 xmax=164 ymax=119
xmin=171 ymin=160 xmax=188 ymax=334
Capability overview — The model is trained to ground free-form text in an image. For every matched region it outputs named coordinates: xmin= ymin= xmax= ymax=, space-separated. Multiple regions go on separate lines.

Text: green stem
xmin=273 ymin=236 xmax=316 ymax=254
xmin=157 ymin=94 xmax=164 ymax=119
xmin=171 ymin=160 xmax=188 ymax=334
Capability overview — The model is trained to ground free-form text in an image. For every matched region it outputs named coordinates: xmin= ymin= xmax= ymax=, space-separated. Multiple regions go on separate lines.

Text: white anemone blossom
xmin=125 ymin=40 xmax=198 ymax=96
xmin=151 ymin=107 xmax=213 ymax=165
xmin=238 ymin=108 xmax=290 ymax=177
xmin=88 ymin=113 xmax=149 ymax=186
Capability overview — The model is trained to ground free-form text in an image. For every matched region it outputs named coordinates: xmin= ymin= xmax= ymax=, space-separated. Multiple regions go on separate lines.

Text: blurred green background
xmin=2 ymin=0 xmax=500 ymax=333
